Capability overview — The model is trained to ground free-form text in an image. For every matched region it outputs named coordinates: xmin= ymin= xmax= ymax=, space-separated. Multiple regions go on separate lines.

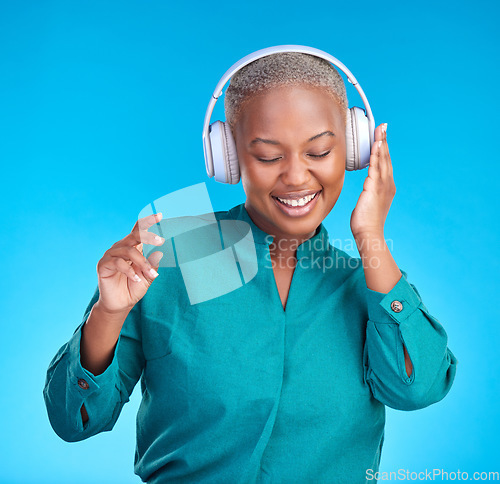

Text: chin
xmin=268 ymin=207 xmax=324 ymax=239
xmin=270 ymin=197 xmax=330 ymax=237
xmin=276 ymin=218 xmax=322 ymax=238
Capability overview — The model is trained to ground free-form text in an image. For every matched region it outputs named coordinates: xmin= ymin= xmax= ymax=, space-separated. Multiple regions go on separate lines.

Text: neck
xmin=269 ymin=230 xmax=317 ymax=255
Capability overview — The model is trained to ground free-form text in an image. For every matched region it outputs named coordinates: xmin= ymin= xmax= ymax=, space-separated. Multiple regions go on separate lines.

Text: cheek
xmin=315 ymin=158 xmax=346 ymax=187
xmin=330 ymin=144 xmax=347 ymax=180
xmin=240 ymin=159 xmax=276 ymax=194
xmin=237 ymin=157 xmax=253 ymax=194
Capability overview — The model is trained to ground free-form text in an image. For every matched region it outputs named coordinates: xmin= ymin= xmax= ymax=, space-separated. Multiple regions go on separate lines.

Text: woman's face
xmin=233 ymin=84 xmax=347 ymax=242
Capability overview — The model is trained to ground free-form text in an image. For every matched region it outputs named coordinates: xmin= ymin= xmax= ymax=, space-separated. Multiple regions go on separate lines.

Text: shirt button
xmin=78 ymin=378 xmax=90 ymax=390
xmin=391 ymin=300 xmax=403 ymax=313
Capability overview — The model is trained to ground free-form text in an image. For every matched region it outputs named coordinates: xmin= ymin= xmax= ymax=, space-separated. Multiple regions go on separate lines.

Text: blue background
xmin=1 ymin=0 xmax=498 ymax=482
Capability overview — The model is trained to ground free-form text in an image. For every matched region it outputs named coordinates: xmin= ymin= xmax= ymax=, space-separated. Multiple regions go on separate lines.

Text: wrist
xmin=353 ymin=232 xmax=389 ymax=260
xmin=91 ymin=301 xmax=131 ymax=325
xmin=353 ymin=230 xmax=385 ymax=244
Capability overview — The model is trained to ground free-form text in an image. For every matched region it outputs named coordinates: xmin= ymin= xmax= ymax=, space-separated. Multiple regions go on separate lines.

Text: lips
xmin=271 ymin=190 xmax=322 ymax=217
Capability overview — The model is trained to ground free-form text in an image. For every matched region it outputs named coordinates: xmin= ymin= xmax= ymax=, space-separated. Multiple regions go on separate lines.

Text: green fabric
xmin=43 ymin=203 xmax=458 ymax=483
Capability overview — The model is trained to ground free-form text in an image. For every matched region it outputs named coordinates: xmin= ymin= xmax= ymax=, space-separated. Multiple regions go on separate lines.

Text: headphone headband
xmin=203 ymin=45 xmax=375 ymax=178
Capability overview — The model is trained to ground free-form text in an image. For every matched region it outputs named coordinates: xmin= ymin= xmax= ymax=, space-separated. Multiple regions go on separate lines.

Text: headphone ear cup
xmin=345 ymin=107 xmax=371 ymax=170
xmin=345 ymin=109 xmax=357 ymax=171
xmin=222 ymin=122 xmax=240 ymax=184
xmin=208 ymin=121 xmax=240 ymax=184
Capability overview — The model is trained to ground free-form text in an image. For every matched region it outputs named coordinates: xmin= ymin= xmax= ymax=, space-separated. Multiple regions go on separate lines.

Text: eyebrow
xmin=250 ymin=131 xmax=335 ymax=145
xmin=308 ymin=130 xmax=335 ymax=142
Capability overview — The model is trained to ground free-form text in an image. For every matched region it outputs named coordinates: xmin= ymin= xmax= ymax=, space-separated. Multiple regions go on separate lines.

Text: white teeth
xmin=276 ymin=192 xmax=317 ymax=207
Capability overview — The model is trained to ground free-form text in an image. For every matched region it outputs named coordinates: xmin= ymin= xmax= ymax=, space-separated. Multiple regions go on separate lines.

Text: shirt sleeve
xmin=42 ymin=285 xmax=145 ymax=442
xmin=362 ymin=269 xmax=458 ymax=411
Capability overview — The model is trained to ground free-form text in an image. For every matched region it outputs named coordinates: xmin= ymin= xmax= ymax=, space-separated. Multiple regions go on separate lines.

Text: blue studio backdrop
xmin=1 ymin=1 xmax=499 ymax=483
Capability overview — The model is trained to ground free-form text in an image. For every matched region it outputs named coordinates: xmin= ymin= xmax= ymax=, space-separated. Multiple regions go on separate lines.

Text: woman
xmin=43 ymin=50 xmax=458 ymax=483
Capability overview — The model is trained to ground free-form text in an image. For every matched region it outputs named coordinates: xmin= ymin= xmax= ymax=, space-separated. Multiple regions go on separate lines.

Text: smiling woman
xmin=234 ymin=84 xmax=346 ymax=244
xmin=43 ymin=46 xmax=458 ymax=484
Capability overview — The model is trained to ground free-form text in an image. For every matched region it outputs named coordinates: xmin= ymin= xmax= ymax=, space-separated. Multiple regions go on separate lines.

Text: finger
xmin=378 ymin=124 xmax=391 ymax=179
xmin=133 ymin=212 xmax=163 ymax=232
xmin=381 ymin=123 xmax=387 ymax=142
xmin=123 ymin=212 xmax=163 ymax=248
xmin=120 ymin=228 xmax=165 ymax=248
xmin=148 ymin=250 xmax=164 ymax=270
xmin=368 ymin=140 xmax=383 ymax=177
xmin=382 ymin=140 xmax=393 ymax=179
xmin=374 ymin=123 xmax=386 ymax=142
xmin=367 ymin=123 xmax=385 ymax=175
xmin=107 ymin=246 xmax=159 ymax=280
xmin=379 ymin=143 xmax=388 ymax=181
xmin=113 ymin=257 xmax=144 ymax=283
xmin=114 ymin=221 xmax=165 ymax=250
xmin=373 ymin=123 xmax=387 ymax=178
xmin=98 ymin=255 xmax=143 ymax=283
xmin=384 ymin=131 xmax=393 ymax=179
xmin=135 ymin=212 xmax=163 ymax=246
xmin=114 ymin=255 xmax=159 ymax=283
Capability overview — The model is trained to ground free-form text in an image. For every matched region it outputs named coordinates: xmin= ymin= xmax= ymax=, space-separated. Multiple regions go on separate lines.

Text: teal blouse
xmin=43 ymin=203 xmax=458 ymax=483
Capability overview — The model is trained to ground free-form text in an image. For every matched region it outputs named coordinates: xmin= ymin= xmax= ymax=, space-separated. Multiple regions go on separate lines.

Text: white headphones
xmin=202 ymin=45 xmax=375 ymax=184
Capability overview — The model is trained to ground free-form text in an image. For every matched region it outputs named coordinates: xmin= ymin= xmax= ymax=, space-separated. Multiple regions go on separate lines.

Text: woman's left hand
xmin=350 ymin=123 xmax=396 ymax=239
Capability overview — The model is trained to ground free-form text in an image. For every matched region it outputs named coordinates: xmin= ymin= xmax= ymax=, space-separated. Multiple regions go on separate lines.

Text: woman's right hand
xmin=95 ymin=212 xmax=165 ymax=314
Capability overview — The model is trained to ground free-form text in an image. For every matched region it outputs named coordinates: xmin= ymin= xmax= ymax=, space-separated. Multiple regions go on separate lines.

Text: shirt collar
xmin=228 ymin=203 xmax=330 ymax=259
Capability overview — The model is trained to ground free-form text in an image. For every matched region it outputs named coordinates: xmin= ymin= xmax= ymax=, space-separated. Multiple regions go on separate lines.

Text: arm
xmin=42 ymin=285 xmax=145 ymax=442
xmin=79 ymin=300 xmax=132 ymax=424
xmin=355 ymin=231 xmax=413 ymax=377
xmin=350 ymin=123 xmax=457 ymax=410
xmin=356 ymin=236 xmax=458 ymax=410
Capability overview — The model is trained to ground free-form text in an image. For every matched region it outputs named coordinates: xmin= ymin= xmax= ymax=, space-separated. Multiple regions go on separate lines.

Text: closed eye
xmin=257 ymin=156 xmax=282 ymax=163
xmin=256 ymin=150 xmax=331 ymax=162
xmin=308 ymin=151 xmax=331 ymax=158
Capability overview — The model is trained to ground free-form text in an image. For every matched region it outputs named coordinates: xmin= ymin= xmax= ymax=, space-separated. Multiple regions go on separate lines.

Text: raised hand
xmin=350 ymin=123 xmax=396 ymax=239
xmin=95 ymin=212 xmax=165 ymax=313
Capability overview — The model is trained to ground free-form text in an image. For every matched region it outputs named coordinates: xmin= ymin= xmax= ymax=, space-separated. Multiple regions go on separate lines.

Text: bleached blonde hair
xmin=224 ymin=52 xmax=348 ymax=129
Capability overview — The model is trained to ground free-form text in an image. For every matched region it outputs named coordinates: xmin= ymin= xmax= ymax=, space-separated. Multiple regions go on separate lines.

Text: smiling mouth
xmin=273 ymin=191 xmax=321 ymax=208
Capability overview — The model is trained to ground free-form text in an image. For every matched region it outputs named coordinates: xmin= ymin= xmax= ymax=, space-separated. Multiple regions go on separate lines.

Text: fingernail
xmin=154 ymin=235 xmax=164 ymax=243
xmin=381 ymin=123 xmax=387 ymax=134
xmin=133 ymin=274 xmax=142 ymax=282
xmin=149 ymin=268 xmax=159 ymax=278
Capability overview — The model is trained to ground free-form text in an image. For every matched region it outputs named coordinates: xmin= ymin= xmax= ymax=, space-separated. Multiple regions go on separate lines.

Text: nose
xmin=280 ymin=153 xmax=311 ymax=187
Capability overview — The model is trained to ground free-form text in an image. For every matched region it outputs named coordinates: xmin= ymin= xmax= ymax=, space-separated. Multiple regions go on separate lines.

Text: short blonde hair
xmin=224 ymin=52 xmax=348 ymax=129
